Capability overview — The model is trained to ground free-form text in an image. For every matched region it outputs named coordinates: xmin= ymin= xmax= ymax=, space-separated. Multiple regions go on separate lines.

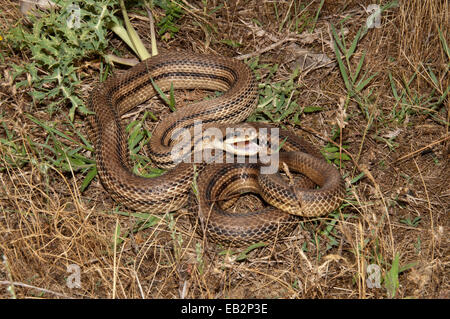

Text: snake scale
xmin=88 ymin=51 xmax=345 ymax=246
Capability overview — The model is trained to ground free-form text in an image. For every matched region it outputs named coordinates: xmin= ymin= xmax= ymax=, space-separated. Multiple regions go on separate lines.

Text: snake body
xmin=88 ymin=51 xmax=345 ymax=245
xmin=194 ymin=123 xmax=345 ymax=245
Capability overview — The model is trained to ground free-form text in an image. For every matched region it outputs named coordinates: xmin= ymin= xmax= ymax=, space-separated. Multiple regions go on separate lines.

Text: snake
xmin=87 ymin=51 xmax=345 ymax=246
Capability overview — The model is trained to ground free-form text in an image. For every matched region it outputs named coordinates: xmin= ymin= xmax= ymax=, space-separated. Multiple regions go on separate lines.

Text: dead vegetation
xmin=0 ymin=0 xmax=448 ymax=299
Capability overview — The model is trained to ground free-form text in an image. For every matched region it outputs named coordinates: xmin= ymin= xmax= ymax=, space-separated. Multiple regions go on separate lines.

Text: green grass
xmin=4 ymin=0 xmax=185 ymax=121
xmin=151 ymin=0 xmax=184 ymax=40
xmin=399 ymin=216 xmax=422 ymax=227
xmin=219 ymin=242 xmax=268 ymax=262
xmin=26 ymin=114 xmax=96 ymax=191
xmin=388 ymin=68 xmax=449 ymax=125
xmin=331 ymin=23 xmax=378 ymax=121
xmin=384 ymin=253 xmax=417 ymax=298
xmin=246 ymin=58 xmax=303 ymax=124
xmin=1 ymin=0 xmax=185 ymax=192
xmin=6 ymin=0 xmax=120 ymax=120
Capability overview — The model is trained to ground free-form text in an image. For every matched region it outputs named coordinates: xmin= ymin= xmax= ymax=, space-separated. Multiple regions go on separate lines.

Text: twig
xmin=281 ymin=162 xmax=295 ymax=185
xmin=359 ymin=166 xmax=395 ymax=255
xmin=112 ymin=217 xmax=119 ymax=299
xmin=413 ymin=158 xmax=435 ymax=260
xmin=178 ymin=0 xmax=216 ymax=31
xmin=134 ymin=271 xmax=145 ymax=299
xmin=394 ymin=134 xmax=450 ymax=163
xmin=0 ymin=281 xmax=73 ymax=299
xmin=105 ymin=55 xmax=139 ymax=66
xmin=235 ymin=37 xmax=298 ymax=60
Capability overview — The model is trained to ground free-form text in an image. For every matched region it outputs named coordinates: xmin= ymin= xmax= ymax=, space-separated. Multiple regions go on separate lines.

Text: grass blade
xmin=437 ymin=26 xmax=449 ymax=60
xmin=310 ymin=0 xmax=325 ymax=32
xmin=352 ymin=50 xmax=366 ymax=84
xmin=333 ymin=39 xmax=352 ymax=92
xmin=330 ymin=24 xmax=346 ymax=54
xmin=355 ymin=72 xmax=378 ymax=93
xmin=346 ymin=27 xmax=362 ymax=60
xmin=384 ymin=253 xmax=400 ymax=298
xmin=236 ymin=242 xmax=267 ymax=261
xmin=80 ymin=165 xmax=97 ymax=192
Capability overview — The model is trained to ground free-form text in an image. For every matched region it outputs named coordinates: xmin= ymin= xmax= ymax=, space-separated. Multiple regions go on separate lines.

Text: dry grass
xmin=0 ymin=0 xmax=448 ymax=299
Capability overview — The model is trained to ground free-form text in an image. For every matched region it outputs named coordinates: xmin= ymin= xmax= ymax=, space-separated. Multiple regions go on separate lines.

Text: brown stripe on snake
xmin=87 ymin=52 xmax=344 ymax=245
xmin=112 ymin=61 xmax=238 ymax=110
xmin=117 ymin=71 xmax=234 ymax=107
xmin=152 ymin=99 xmax=257 ymax=168
xmin=150 ymin=84 xmax=257 ymax=168
xmin=88 ymin=52 xmax=258 ymax=214
xmin=193 ymin=126 xmax=345 ymax=245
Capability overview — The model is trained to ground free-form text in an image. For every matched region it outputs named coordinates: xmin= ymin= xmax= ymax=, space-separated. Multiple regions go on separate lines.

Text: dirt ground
xmin=0 ymin=0 xmax=448 ymax=299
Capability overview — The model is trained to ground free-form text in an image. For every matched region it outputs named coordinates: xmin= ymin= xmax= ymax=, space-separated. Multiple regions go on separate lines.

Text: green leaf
xmin=355 ymin=72 xmax=378 ymax=93
xmin=27 ymin=114 xmax=79 ymax=146
xmin=352 ymin=51 xmax=366 ymax=84
xmin=324 ymin=146 xmax=339 ymax=153
xmin=437 ymin=26 xmax=450 ymax=60
xmin=350 ymin=172 xmax=365 ymax=184
xmin=426 ymin=67 xmax=440 ymax=88
xmin=310 ymin=0 xmax=325 ymax=32
xmin=399 ymin=261 xmax=417 ymax=273
xmin=169 ymin=82 xmax=176 ymax=111
xmin=81 ymin=165 xmax=97 ymax=192
xmin=388 ymin=72 xmax=400 ymax=101
xmin=333 ymin=37 xmax=352 ymax=92
xmin=346 ymin=27 xmax=362 ymax=60
xmin=330 ymin=24 xmax=345 ymax=54
xmin=150 ymin=77 xmax=176 ymax=111
xmin=128 ymin=121 xmax=144 ymax=150
xmin=384 ymin=253 xmax=400 ymax=298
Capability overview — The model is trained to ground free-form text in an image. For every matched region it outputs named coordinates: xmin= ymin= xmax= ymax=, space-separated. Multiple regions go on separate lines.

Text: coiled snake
xmin=88 ymin=52 xmax=345 ymax=246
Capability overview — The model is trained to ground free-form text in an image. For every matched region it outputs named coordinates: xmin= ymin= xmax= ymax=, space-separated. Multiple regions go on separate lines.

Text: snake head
xmin=222 ymin=125 xmax=262 ymax=156
xmin=200 ymin=124 xmax=262 ymax=156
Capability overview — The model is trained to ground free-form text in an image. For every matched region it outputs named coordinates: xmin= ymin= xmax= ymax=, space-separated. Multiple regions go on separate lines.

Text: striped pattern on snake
xmin=87 ymin=52 xmax=344 ymax=245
